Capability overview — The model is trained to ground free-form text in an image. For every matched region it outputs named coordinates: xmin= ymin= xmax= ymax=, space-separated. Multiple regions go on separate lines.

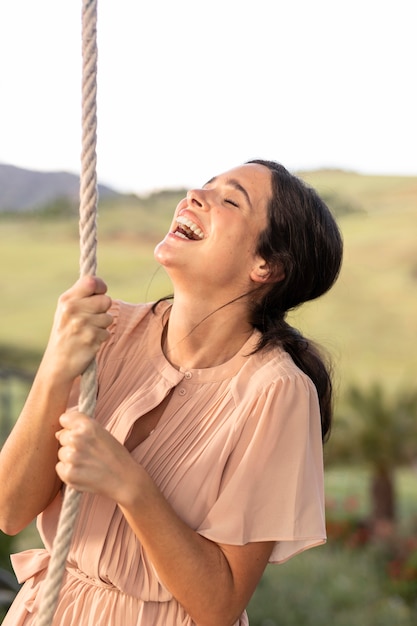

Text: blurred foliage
xmin=0 ymin=532 xmax=14 ymax=571
xmin=0 ymin=345 xmax=40 ymax=374
xmin=320 ymin=189 xmax=363 ymax=216
xmin=328 ymin=384 xmax=417 ymax=467
xmin=35 ymin=196 xmax=78 ymax=218
xmin=327 ymin=383 xmax=417 ymax=529
xmin=248 ymin=542 xmax=417 ymax=625
xmin=0 ymin=531 xmax=19 ymax=620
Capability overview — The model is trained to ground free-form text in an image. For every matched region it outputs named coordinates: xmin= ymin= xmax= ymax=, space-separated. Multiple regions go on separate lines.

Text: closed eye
xmin=225 ymin=198 xmax=239 ymax=208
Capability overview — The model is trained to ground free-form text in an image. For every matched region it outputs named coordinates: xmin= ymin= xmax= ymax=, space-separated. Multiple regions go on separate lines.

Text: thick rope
xmin=35 ymin=2 xmax=99 ymax=624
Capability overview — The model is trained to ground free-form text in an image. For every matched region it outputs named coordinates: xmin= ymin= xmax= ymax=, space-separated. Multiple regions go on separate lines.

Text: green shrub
xmin=247 ymin=543 xmax=417 ymax=626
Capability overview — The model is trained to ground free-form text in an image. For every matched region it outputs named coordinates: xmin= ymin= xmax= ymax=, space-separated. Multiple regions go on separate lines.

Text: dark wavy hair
xmin=247 ymin=159 xmax=343 ymax=441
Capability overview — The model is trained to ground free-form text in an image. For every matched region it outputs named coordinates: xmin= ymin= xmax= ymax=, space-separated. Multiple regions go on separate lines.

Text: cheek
xmin=239 ymin=229 xmax=260 ymax=256
xmin=220 ymin=233 xmax=245 ymax=257
xmin=218 ymin=237 xmax=256 ymax=273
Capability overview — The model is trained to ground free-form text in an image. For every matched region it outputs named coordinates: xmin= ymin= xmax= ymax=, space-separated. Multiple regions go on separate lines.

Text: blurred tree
xmin=327 ymin=383 xmax=417 ymax=535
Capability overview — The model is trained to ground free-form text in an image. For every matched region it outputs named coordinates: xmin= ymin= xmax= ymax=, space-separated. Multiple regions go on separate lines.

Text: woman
xmin=0 ymin=160 xmax=343 ymax=625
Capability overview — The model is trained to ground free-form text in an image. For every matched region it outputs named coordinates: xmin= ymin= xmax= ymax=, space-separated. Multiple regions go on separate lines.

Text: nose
xmin=186 ymin=188 xmax=209 ymax=210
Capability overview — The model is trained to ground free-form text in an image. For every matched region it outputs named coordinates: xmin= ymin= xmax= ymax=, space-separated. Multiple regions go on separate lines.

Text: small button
xmin=178 ymin=388 xmax=187 ymax=396
xmin=184 ymin=371 xmax=192 ymax=380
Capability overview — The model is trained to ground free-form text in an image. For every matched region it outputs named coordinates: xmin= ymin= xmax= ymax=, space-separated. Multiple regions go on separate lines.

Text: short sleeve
xmin=197 ymin=371 xmax=326 ymax=563
xmin=95 ymin=299 xmax=152 ymax=372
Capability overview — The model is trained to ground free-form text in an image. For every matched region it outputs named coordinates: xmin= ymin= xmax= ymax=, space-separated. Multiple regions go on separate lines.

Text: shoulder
xmin=108 ymin=299 xmax=151 ymax=334
xmin=232 ymin=344 xmax=317 ymax=406
xmin=229 ymin=346 xmax=323 ymax=462
xmin=107 ymin=299 xmax=170 ymax=337
xmin=97 ymin=299 xmax=169 ymax=363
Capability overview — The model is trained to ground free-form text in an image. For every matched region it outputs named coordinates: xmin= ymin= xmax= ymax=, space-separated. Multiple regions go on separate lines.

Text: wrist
xmin=39 ymin=348 xmax=79 ymax=389
xmin=116 ymin=459 xmax=158 ymax=513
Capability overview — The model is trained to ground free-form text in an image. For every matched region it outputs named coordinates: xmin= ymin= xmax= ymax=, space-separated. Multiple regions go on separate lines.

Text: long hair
xmin=248 ymin=159 xmax=343 ymax=441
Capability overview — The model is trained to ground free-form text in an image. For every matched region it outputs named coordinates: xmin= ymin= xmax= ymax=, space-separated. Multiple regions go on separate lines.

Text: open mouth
xmin=173 ymin=216 xmax=204 ymax=241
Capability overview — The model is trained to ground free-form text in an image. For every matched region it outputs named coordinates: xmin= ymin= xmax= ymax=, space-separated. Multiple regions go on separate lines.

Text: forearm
xmin=0 ymin=362 xmax=74 ymax=534
xmin=118 ymin=465 xmax=242 ymax=626
xmin=0 ymin=276 xmax=112 ymax=535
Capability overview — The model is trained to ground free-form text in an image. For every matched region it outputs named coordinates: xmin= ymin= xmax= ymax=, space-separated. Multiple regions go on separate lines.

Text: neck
xmin=162 ymin=293 xmax=254 ymax=370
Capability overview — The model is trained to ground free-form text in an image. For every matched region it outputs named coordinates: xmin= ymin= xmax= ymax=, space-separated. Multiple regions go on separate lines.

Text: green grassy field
xmin=247 ymin=542 xmax=417 ymax=626
xmin=1 ymin=170 xmax=415 ymax=396
xmin=0 ymin=194 xmax=177 ymax=353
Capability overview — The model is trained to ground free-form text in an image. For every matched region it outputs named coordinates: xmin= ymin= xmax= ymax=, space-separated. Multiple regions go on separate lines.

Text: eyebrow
xmin=205 ymin=176 xmax=253 ymax=209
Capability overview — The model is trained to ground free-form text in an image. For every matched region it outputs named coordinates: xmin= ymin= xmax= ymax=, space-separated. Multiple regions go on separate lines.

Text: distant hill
xmin=0 ymin=163 xmax=121 ymax=212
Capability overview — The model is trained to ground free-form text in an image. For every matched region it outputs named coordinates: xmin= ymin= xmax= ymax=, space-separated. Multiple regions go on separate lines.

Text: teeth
xmin=176 ymin=215 xmax=204 ymax=239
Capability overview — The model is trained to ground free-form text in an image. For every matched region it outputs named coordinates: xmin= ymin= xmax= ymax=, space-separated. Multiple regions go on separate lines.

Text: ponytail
xmin=252 ymin=311 xmax=333 ymax=441
xmin=248 ymin=159 xmax=343 ymax=441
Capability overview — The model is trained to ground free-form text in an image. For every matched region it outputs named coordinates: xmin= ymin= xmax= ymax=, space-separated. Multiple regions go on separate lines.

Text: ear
xmin=250 ymin=258 xmax=285 ymax=284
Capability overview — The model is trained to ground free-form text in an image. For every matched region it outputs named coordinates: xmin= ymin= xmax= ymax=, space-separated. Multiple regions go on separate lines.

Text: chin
xmin=154 ymin=237 xmax=175 ymax=267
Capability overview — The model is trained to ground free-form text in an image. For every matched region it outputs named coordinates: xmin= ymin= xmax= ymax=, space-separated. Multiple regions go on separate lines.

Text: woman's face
xmin=154 ymin=163 xmax=272 ymax=294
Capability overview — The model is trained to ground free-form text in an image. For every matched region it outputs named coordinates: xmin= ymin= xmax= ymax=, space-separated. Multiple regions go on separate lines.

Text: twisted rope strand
xmin=79 ymin=0 xmax=98 ymax=278
xmin=35 ymin=2 xmax=99 ymax=624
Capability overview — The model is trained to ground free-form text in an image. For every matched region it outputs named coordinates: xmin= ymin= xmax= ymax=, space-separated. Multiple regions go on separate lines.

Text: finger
xmin=77 ymin=275 xmax=109 ymax=297
xmin=55 ymin=426 xmax=76 ymax=447
xmin=57 ymin=444 xmax=74 ymax=464
xmin=90 ymin=311 xmax=113 ymax=329
xmin=55 ymin=428 xmax=64 ymax=443
xmin=55 ymin=460 xmax=78 ymax=488
xmin=59 ymin=410 xmax=86 ymax=430
xmin=67 ymin=324 xmax=111 ymax=355
xmin=60 ymin=276 xmax=109 ymax=303
xmin=55 ymin=460 xmax=66 ymax=482
xmin=81 ymin=296 xmax=113 ymax=316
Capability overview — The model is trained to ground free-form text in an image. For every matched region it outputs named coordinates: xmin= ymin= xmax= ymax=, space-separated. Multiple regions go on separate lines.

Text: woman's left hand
xmin=55 ymin=411 xmax=138 ymax=501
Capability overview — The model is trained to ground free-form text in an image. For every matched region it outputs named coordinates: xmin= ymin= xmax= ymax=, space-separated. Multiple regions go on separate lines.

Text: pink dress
xmin=5 ymin=300 xmax=326 ymax=625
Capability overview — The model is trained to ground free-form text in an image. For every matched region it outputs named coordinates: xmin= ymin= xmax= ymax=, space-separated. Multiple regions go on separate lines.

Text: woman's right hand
xmin=43 ymin=276 xmax=113 ymax=384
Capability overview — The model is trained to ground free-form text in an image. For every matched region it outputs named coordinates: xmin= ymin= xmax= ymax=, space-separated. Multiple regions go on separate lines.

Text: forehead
xmin=208 ymin=163 xmax=272 ymax=207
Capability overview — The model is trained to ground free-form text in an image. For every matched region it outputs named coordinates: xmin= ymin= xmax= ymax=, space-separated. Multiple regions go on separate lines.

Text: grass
xmin=247 ymin=543 xmax=417 ymax=626
xmin=0 ymin=214 xmax=171 ymax=352
xmin=299 ymin=169 xmax=417 ymax=214
xmin=287 ymin=181 xmax=417 ymax=393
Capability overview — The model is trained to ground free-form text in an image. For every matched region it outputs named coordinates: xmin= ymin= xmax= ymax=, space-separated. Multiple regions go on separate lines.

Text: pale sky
xmin=0 ymin=0 xmax=415 ymax=194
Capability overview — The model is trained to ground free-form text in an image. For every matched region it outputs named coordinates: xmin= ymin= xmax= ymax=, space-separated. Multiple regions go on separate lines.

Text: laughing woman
xmin=0 ymin=160 xmax=342 ymax=626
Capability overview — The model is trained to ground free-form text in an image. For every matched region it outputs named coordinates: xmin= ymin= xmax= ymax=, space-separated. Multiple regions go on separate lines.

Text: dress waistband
xmin=66 ymin=564 xmax=117 ymax=590
xmin=12 ymin=548 xmax=116 ymax=590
